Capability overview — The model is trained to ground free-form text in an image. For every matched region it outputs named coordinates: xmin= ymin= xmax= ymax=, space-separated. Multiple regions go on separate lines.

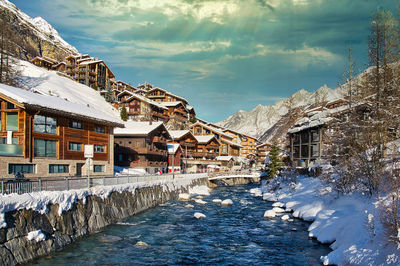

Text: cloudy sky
xmin=11 ymin=0 xmax=397 ymax=122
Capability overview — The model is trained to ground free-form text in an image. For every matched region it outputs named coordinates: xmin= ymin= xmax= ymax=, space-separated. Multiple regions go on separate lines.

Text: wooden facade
xmin=114 ymin=122 xmax=170 ymax=174
xmin=0 ymin=94 xmax=122 ymax=178
xmin=256 ymin=143 xmax=271 ymax=164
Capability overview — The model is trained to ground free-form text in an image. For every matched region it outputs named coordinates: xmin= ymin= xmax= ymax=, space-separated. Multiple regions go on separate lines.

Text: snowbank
xmin=189 ymin=185 xmax=210 ymax=196
xmin=260 ymin=176 xmax=400 ymax=265
xmin=27 ymin=230 xmax=46 ymax=242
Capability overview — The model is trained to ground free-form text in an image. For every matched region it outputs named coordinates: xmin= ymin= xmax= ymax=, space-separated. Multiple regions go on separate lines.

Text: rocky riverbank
xmin=0 ymin=176 xmax=208 ymax=265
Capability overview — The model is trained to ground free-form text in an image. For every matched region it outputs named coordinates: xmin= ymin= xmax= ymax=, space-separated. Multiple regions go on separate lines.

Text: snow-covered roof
xmin=0 ymin=83 xmax=123 ymax=127
xmin=169 ymin=130 xmax=191 ymax=139
xmin=148 ymin=88 xmax=188 ymax=103
xmin=160 ymin=101 xmax=185 ymax=108
xmin=194 ymin=135 xmax=220 ymax=144
xmin=216 ymin=156 xmax=233 ymax=161
xmin=30 ymin=56 xmax=56 ymax=65
xmin=256 ymin=143 xmax=271 ymax=149
xmin=114 ymin=121 xmax=167 ymax=136
xmin=79 ymin=59 xmax=103 ymax=65
xmin=190 ymin=122 xmax=232 ymax=139
xmin=124 ymin=93 xmax=168 ymax=110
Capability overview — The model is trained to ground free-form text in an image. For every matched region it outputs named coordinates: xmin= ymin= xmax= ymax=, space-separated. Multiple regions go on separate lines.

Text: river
xmin=30 ymin=184 xmax=330 ymax=265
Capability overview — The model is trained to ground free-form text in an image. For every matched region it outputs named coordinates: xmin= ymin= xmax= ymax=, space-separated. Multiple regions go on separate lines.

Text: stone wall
xmin=0 ymin=177 xmax=208 ymax=265
xmin=209 ymin=176 xmax=260 ymax=187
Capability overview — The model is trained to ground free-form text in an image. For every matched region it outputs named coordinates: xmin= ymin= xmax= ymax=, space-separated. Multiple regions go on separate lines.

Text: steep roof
xmin=190 ymin=122 xmax=233 ymax=140
xmin=148 ymin=87 xmax=188 ymax=104
xmin=216 ymin=156 xmax=234 ymax=161
xmin=194 ymin=135 xmax=220 ymax=145
xmin=124 ymin=92 xmax=168 ymax=110
xmin=0 ymin=83 xmax=123 ymax=127
xmin=168 ymin=130 xmax=191 ymax=139
xmin=167 ymin=143 xmax=181 ymax=154
xmin=114 ymin=121 xmax=169 ymax=136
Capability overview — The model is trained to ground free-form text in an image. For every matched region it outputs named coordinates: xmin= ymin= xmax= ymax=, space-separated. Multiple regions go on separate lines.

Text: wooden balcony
xmin=134 ymin=146 xmax=167 ymax=156
xmin=151 ymin=111 xmax=168 ymax=120
xmin=152 ymin=136 xmax=167 ymax=143
xmin=130 ymin=161 xmax=167 ymax=167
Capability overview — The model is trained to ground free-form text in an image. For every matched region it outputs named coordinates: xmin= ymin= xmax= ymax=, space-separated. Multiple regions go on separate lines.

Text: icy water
xmin=31 ymin=184 xmax=331 ymax=265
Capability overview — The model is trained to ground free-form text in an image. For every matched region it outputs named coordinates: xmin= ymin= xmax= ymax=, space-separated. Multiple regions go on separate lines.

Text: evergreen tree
xmin=266 ymin=143 xmax=283 ymax=179
xmin=120 ymin=105 xmax=128 ymax=121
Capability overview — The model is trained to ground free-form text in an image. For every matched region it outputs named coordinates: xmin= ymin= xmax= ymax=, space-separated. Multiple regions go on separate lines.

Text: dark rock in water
xmin=99 ymin=235 xmax=123 ymax=243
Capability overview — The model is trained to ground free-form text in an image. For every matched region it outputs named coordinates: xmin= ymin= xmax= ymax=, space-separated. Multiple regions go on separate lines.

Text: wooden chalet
xmin=288 ymin=101 xmax=370 ymax=167
xmin=189 ymin=122 xmax=242 ymax=157
xmin=117 ymin=91 xmax=169 ymax=122
xmin=114 ymin=121 xmax=170 ymax=174
xmin=184 ymin=135 xmax=220 ymax=173
xmin=147 ymin=87 xmax=189 ymax=106
xmin=256 ymin=143 xmax=271 ymax=164
xmin=216 ymin=156 xmax=235 ymax=171
xmin=30 ymin=56 xmax=58 ymax=70
xmin=168 ymin=130 xmax=198 ymax=172
xmin=64 ymin=54 xmax=115 ymax=91
xmin=222 ymin=128 xmax=257 ymax=158
xmin=0 ymin=83 xmax=124 ymax=178
xmin=161 ymin=101 xmax=189 ymax=126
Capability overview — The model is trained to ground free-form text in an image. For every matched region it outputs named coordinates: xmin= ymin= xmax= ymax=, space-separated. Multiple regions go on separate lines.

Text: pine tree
xmin=120 ymin=105 xmax=128 ymax=121
xmin=266 ymin=143 xmax=283 ymax=179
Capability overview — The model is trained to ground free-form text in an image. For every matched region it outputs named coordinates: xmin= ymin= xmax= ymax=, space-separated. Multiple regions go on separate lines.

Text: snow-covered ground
xmin=255 ymin=175 xmax=400 ymax=265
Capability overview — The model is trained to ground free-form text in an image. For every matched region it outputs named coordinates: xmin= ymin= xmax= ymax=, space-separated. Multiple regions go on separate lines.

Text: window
xmin=94 ymin=125 xmax=105 ymax=133
xmin=311 ymin=144 xmax=320 ymax=157
xmin=94 ymin=145 xmax=105 ymax=153
xmin=69 ymin=142 xmax=82 ymax=151
xmin=301 ymin=132 xmax=309 ymax=143
xmin=301 ymin=145 xmax=309 ymax=158
xmin=311 ymin=130 xmax=320 ymax=142
xmin=0 ymin=137 xmax=18 ymax=144
xmin=6 ymin=113 xmax=18 ymax=131
xmin=222 ymin=145 xmax=228 ymax=154
xmin=293 ymin=134 xmax=300 ymax=145
xmin=34 ymin=115 xmax=57 ymax=134
xmin=9 ymin=164 xmax=35 ymax=174
xmin=34 ymin=139 xmax=57 ymax=158
xmin=94 ymin=165 xmax=105 ymax=172
xmin=49 ymin=164 xmax=69 ymax=173
xmin=6 ymin=102 xmax=16 ymax=109
xmin=69 ymin=120 xmax=82 ymax=129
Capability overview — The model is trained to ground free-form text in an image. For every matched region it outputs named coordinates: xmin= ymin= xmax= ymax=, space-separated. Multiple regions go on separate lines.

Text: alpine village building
xmin=114 ymin=121 xmax=171 ymax=174
xmin=0 ymin=84 xmax=123 ymax=178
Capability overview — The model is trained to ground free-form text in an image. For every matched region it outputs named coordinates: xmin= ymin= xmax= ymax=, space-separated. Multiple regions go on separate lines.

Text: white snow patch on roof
xmin=114 ymin=121 xmax=164 ymax=135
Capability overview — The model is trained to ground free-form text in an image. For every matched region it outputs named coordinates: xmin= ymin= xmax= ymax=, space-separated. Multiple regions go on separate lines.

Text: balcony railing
xmin=152 ymin=136 xmax=166 ymax=143
xmin=0 ymin=144 xmax=23 ymax=156
xmin=135 ymin=146 xmax=167 ymax=155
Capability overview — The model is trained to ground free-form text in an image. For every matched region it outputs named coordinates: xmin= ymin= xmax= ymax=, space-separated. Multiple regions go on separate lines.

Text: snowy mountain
xmin=217 ymin=85 xmax=341 ymax=139
xmin=0 ymin=0 xmax=78 ymax=59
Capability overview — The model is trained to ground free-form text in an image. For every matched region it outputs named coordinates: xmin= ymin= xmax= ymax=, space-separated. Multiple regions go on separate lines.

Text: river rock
xmin=185 ymin=204 xmax=194 ymax=208
xmin=196 ymin=195 xmax=203 ymax=199
xmin=281 ymin=215 xmax=290 ymax=221
xmin=221 ymin=199 xmax=233 ymax=206
xmin=212 ymin=199 xmax=222 ymax=203
xmin=135 ymin=241 xmax=148 ymax=246
xmin=264 ymin=210 xmax=276 ymax=218
xmin=194 ymin=212 xmax=206 ymax=219
xmin=179 ymin=193 xmax=191 ymax=201
xmin=272 ymin=202 xmax=285 ymax=208
xmin=194 ymin=199 xmax=207 ymax=205
xmin=272 ymin=207 xmax=285 ymax=213
xmin=263 ymin=193 xmax=277 ymax=201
